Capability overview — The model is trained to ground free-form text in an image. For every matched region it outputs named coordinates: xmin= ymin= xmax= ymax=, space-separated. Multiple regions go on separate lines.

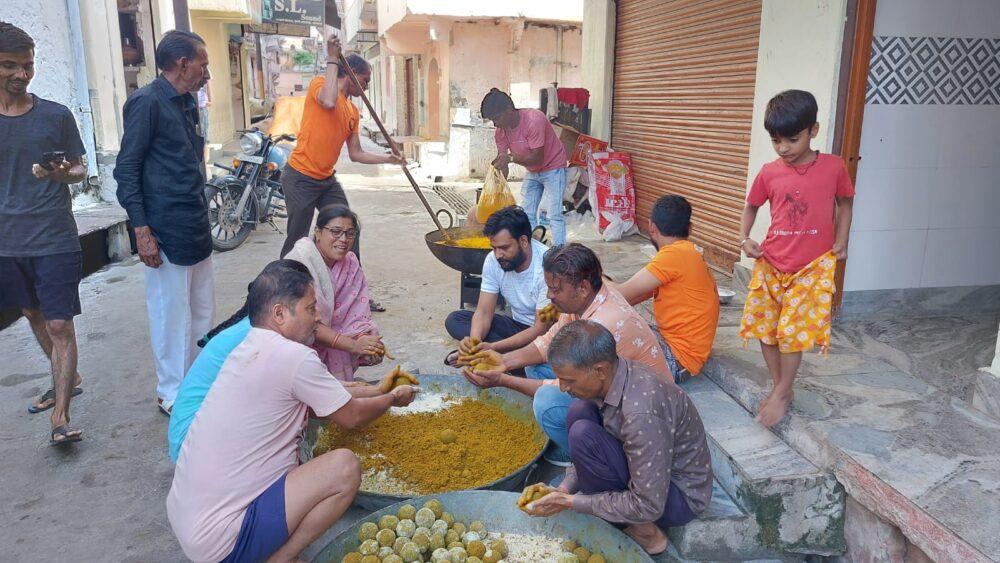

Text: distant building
xmin=341 ymin=0 xmax=584 ymax=179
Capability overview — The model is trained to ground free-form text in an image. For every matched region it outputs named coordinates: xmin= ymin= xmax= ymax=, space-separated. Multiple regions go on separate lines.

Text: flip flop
xmin=444 ymin=349 xmax=460 ymax=367
xmin=28 ymin=387 xmax=84 ymax=414
xmin=50 ymin=425 xmax=83 ymax=446
xmin=157 ymin=398 xmax=174 ymax=417
xmin=369 ymin=300 xmax=387 ymax=313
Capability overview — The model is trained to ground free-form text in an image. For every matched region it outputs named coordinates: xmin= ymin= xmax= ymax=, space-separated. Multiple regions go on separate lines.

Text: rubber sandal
xmin=444 ymin=349 xmax=460 ymax=367
xmin=157 ymin=398 xmax=174 ymax=417
xmin=50 ymin=425 xmax=83 ymax=445
xmin=369 ymin=300 xmax=386 ymax=312
xmin=28 ymin=387 xmax=83 ymax=414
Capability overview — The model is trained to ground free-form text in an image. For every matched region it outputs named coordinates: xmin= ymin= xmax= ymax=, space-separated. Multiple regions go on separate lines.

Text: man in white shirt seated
xmin=444 ymin=206 xmax=556 ymax=377
xmin=167 ymin=261 xmax=417 ymax=563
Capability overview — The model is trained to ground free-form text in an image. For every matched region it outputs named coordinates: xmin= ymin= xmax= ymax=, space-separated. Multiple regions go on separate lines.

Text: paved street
xmin=0 ymin=176 xmax=486 ymax=561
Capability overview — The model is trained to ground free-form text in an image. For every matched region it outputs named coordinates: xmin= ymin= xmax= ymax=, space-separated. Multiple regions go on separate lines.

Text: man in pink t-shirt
xmin=481 ymin=88 xmax=569 ymax=245
xmin=167 ymin=261 xmax=417 ymax=563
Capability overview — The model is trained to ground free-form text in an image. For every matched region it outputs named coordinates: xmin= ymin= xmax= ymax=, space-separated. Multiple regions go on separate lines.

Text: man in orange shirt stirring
xmin=615 ymin=195 xmax=720 ymax=383
xmin=280 ymin=36 xmax=403 ymax=262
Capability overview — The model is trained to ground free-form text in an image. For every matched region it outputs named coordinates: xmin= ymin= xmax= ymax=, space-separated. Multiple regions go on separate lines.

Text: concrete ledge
xmin=75 ymin=204 xmax=132 ymax=266
xmin=702 ymin=327 xmax=1000 ymax=563
xmin=1 ymin=204 xmax=131 ymax=331
xmin=682 ymin=377 xmax=845 ymax=555
xmin=662 ymin=482 xmax=796 ymax=562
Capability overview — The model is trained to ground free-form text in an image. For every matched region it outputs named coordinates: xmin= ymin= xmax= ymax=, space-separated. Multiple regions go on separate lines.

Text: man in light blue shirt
xmin=168 ymin=260 xmax=312 ymax=461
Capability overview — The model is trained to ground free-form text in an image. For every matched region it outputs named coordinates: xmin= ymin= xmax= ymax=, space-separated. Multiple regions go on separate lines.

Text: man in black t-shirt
xmin=0 ymin=22 xmax=88 ymax=445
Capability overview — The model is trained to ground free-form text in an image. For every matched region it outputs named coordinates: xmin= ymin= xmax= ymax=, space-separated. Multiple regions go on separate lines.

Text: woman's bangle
xmin=327 ymin=61 xmax=341 ymax=66
xmin=331 ymin=332 xmax=342 ymax=349
xmin=740 ymin=237 xmax=751 ymax=246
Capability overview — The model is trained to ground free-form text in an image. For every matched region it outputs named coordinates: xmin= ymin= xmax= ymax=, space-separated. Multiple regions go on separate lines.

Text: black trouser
xmin=444 ymin=309 xmax=531 ymax=342
xmin=279 ymin=165 xmax=360 ymax=258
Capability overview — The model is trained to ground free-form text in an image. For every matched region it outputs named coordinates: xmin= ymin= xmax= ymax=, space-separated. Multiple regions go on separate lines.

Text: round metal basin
xmin=424 ymin=227 xmax=492 ymax=275
xmin=300 ymin=374 xmax=548 ymax=512
xmin=311 ymin=490 xmax=654 ymax=562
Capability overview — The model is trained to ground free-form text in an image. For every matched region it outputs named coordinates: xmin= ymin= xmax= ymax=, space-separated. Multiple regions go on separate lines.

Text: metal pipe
xmin=65 ymin=0 xmax=98 ymax=176
xmin=173 ymin=0 xmax=191 ymax=31
xmin=338 ymin=53 xmax=451 ymax=240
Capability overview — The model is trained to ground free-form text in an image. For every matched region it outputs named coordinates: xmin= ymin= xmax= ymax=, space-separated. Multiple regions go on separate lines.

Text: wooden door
xmin=831 ymin=0 xmax=877 ymax=312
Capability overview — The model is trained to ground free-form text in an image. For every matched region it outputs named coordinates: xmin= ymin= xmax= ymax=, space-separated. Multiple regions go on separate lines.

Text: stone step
xmin=701 ymin=328 xmax=1000 ymax=563
xmin=658 ymin=481 xmax=802 ymax=562
xmin=680 ymin=376 xmax=845 ymax=556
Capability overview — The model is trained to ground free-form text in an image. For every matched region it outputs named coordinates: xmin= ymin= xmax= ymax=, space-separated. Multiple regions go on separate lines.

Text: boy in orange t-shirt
xmin=739 ymin=90 xmax=855 ymax=427
xmin=616 ymin=195 xmax=720 ymax=384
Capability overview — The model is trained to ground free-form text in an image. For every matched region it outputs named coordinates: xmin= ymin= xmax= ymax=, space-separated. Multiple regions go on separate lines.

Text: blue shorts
xmin=0 ymin=252 xmax=82 ymax=320
xmin=221 ymin=474 xmax=289 ymax=563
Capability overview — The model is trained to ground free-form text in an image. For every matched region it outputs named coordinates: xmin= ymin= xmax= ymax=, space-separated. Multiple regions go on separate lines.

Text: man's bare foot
xmin=755 ymin=389 xmax=793 ymax=427
xmin=623 ymin=522 xmax=669 ymax=555
xmin=758 ymin=389 xmax=774 ymax=413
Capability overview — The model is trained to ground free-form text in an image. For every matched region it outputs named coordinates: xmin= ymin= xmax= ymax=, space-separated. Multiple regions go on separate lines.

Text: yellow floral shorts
xmin=739 ymin=252 xmax=837 ymax=353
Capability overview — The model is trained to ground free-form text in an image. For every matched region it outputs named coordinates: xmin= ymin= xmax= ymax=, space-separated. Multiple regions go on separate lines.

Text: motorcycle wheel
xmin=206 ymin=181 xmax=257 ymax=252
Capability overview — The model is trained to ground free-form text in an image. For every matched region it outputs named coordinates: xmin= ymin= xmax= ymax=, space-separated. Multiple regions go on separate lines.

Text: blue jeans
xmin=654 ymin=329 xmax=692 ymax=384
xmin=524 ymin=363 xmax=555 ymax=380
xmin=532 ymin=382 xmax=575 ymax=461
xmin=522 ymin=167 xmax=567 ymax=246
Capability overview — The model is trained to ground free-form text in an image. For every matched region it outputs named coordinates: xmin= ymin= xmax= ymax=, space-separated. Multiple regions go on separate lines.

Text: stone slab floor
xmin=831 ymin=313 xmax=999 ymax=402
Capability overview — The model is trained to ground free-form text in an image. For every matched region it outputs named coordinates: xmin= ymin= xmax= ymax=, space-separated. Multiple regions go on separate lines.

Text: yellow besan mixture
xmin=315 ymin=398 xmax=545 ymax=494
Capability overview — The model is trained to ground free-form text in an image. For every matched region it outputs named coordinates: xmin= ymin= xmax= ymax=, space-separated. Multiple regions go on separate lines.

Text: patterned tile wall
xmin=866 ymin=36 xmax=1000 ymax=104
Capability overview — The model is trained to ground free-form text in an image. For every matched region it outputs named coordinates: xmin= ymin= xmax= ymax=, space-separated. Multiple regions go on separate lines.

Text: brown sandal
xmin=50 ymin=425 xmax=83 ymax=445
xmin=28 ymin=387 xmax=83 ymax=414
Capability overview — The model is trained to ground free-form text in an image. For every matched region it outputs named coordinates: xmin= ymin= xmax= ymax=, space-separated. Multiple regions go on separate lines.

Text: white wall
xmin=0 ymin=1 xmax=104 ymax=203
xmin=0 ymin=1 xmax=85 ymax=140
xmin=510 ymin=23 xmax=582 ymax=109
xmin=79 ymin=0 xmax=128 ymax=154
xmin=379 ymin=0 xmax=582 ymax=33
xmin=581 ymin=0 xmax=614 ymax=141
xmin=739 ymin=0 xmax=849 ymax=270
xmin=845 ymin=0 xmax=1000 ymax=291
xmin=992 ymin=323 xmax=1000 ymax=376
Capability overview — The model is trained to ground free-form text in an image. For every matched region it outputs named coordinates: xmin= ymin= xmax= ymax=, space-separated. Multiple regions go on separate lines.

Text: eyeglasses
xmin=321 ymin=227 xmax=358 ymax=240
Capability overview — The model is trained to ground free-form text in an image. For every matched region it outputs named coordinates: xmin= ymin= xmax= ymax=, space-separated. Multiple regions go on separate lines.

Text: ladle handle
xmin=338 ymin=53 xmax=451 ymax=240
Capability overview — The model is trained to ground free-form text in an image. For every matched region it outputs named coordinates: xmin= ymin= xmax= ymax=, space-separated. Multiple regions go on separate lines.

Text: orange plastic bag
xmin=267 ymin=95 xmax=307 ymax=139
xmin=476 ymin=166 xmax=517 ymax=224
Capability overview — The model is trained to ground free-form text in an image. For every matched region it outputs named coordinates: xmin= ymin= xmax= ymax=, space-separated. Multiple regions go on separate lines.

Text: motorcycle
xmin=206 ymin=128 xmax=295 ymax=251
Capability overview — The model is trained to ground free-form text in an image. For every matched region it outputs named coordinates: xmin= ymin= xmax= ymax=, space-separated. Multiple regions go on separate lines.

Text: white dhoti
xmin=144 ymin=253 xmax=215 ymax=402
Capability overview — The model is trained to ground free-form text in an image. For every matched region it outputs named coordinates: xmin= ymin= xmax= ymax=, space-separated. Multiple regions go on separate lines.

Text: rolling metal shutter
xmin=612 ymin=0 xmax=762 ymax=271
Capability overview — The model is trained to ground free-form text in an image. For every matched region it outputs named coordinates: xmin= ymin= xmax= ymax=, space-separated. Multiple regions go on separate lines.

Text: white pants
xmin=144 ymin=253 xmax=215 ymax=401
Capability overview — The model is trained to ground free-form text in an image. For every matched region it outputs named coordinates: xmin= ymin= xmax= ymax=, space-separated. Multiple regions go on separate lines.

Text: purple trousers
xmin=566 ymin=400 xmax=697 ymax=528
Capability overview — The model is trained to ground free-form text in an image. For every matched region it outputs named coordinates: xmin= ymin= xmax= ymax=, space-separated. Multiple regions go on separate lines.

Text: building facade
xmin=343 ymin=0 xmax=584 ymax=179
xmin=584 ymin=0 xmax=1000 ymax=295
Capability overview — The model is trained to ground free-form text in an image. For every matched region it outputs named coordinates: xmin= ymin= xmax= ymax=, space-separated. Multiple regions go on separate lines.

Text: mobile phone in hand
xmin=40 ymin=151 xmax=67 ymax=171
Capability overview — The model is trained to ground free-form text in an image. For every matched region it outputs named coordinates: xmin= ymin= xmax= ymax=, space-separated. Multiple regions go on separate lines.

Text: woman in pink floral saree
xmin=284 ymin=205 xmax=382 ymax=380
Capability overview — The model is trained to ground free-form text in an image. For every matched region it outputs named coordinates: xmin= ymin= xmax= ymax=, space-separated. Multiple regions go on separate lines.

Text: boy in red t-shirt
xmin=738 ymin=90 xmax=855 ymax=427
